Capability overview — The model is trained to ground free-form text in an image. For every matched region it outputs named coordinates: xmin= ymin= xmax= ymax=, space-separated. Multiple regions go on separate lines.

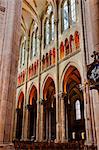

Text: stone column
xmin=46 ymin=111 xmax=48 ymax=140
xmin=23 ymin=108 xmax=28 ymax=140
xmin=59 ymin=93 xmax=65 ymax=143
xmin=49 ymin=111 xmax=51 ymax=140
xmin=13 ymin=110 xmax=17 ymax=140
xmin=91 ymin=89 xmax=99 ymax=149
xmin=54 ymin=19 xmax=60 ymax=141
xmin=89 ymin=0 xmax=99 ymax=51
xmin=36 ymin=101 xmax=40 ymax=141
xmin=55 ymin=94 xmax=60 ymax=142
xmin=40 ymin=104 xmax=44 ymax=141
xmin=54 ymin=2 xmax=60 ymax=142
xmin=37 ymin=31 xmax=42 ymax=141
xmin=84 ymin=0 xmax=99 ymax=64
xmin=83 ymin=82 xmax=94 ymax=146
xmin=21 ymin=107 xmax=25 ymax=140
xmin=0 ymin=0 xmax=22 ymax=149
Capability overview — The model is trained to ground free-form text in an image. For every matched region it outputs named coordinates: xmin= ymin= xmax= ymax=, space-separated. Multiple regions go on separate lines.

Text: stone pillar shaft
xmin=60 ymin=96 xmax=65 ymax=142
xmin=91 ymin=89 xmax=99 ymax=149
xmin=0 ymin=0 xmax=22 ymax=149
xmin=40 ymin=105 xmax=43 ymax=141
xmin=0 ymin=0 xmax=22 ymax=150
xmin=83 ymin=83 xmax=94 ymax=145
xmin=23 ymin=109 xmax=28 ymax=140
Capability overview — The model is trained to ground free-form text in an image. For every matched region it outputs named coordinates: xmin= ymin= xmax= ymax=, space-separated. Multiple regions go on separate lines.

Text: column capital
xmin=16 ymin=108 xmax=22 ymax=113
xmin=83 ymin=80 xmax=90 ymax=89
xmin=25 ymin=104 xmax=33 ymax=110
xmin=58 ymin=92 xmax=67 ymax=99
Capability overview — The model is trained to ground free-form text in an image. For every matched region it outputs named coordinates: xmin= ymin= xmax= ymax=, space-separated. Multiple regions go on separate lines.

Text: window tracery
xmin=51 ymin=14 xmax=55 ymax=41
xmin=71 ymin=0 xmax=76 ymax=24
xmin=63 ymin=0 xmax=69 ymax=31
xmin=44 ymin=4 xmax=55 ymax=47
xmin=30 ymin=23 xmax=39 ymax=59
xmin=46 ymin=19 xmax=50 ymax=45
xmin=20 ymin=37 xmax=26 ymax=67
xmin=61 ymin=0 xmax=77 ymax=32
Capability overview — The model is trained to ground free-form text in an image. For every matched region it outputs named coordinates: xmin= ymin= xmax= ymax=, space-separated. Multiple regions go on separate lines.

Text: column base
xmin=54 ymin=139 xmax=61 ymax=143
xmin=0 ymin=143 xmax=15 ymax=150
xmin=61 ymin=139 xmax=68 ymax=143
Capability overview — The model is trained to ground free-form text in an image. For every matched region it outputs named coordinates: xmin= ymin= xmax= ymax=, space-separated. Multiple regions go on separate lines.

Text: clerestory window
xmin=44 ymin=4 xmax=55 ymax=47
xmin=71 ymin=0 xmax=76 ymax=24
xmin=61 ymin=0 xmax=77 ymax=32
xmin=20 ymin=37 xmax=26 ymax=67
xmin=30 ymin=23 xmax=39 ymax=59
xmin=63 ymin=0 xmax=69 ymax=30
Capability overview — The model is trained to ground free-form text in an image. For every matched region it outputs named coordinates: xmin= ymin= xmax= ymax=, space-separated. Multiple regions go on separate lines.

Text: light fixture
xmin=72 ymin=132 xmax=76 ymax=140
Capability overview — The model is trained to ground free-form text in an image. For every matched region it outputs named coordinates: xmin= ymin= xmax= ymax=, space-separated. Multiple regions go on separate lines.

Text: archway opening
xmin=16 ymin=92 xmax=24 ymax=140
xmin=63 ymin=66 xmax=86 ymax=141
xmin=28 ymin=85 xmax=37 ymax=140
xmin=43 ymin=77 xmax=56 ymax=140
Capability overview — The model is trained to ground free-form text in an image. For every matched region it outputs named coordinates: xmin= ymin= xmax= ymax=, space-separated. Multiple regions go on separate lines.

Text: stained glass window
xmin=44 ymin=4 xmax=54 ymax=47
xmin=71 ymin=0 xmax=76 ymax=23
xmin=32 ymin=33 xmax=35 ymax=57
xmin=75 ymin=100 xmax=81 ymax=120
xmin=35 ymin=28 xmax=39 ymax=54
xmin=46 ymin=19 xmax=50 ymax=45
xmin=51 ymin=14 xmax=54 ymax=41
xmin=20 ymin=39 xmax=26 ymax=67
xmin=63 ymin=0 xmax=69 ymax=30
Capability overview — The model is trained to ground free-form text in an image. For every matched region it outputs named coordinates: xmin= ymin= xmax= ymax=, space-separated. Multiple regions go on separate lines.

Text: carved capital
xmin=25 ymin=104 xmax=33 ymax=111
xmin=16 ymin=108 xmax=22 ymax=113
xmin=58 ymin=92 xmax=67 ymax=99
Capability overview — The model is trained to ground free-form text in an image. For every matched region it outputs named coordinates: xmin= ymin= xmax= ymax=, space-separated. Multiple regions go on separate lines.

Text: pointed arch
xmin=60 ymin=62 xmax=81 ymax=93
xmin=42 ymin=74 xmax=56 ymax=98
xmin=28 ymin=84 xmax=37 ymax=105
xmin=17 ymin=91 xmax=24 ymax=109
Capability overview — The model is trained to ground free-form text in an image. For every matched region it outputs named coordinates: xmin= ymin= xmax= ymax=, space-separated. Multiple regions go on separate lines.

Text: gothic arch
xmin=17 ymin=91 xmax=24 ymax=109
xmin=42 ymin=74 xmax=56 ymax=99
xmin=27 ymin=82 xmax=38 ymax=102
xmin=28 ymin=84 xmax=37 ymax=105
xmin=61 ymin=64 xmax=85 ymax=141
xmin=60 ymin=62 xmax=81 ymax=93
xmin=16 ymin=91 xmax=24 ymax=139
xmin=28 ymin=84 xmax=37 ymax=139
xmin=42 ymin=75 xmax=56 ymax=140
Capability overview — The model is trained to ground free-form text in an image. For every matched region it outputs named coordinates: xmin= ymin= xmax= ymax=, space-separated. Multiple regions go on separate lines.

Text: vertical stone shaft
xmin=60 ymin=94 xmax=65 ymax=142
xmin=0 ymin=0 xmax=22 ymax=144
xmin=91 ymin=90 xmax=99 ymax=149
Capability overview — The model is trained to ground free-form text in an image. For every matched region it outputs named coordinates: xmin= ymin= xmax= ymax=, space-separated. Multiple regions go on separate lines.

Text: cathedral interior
xmin=0 ymin=0 xmax=99 ymax=150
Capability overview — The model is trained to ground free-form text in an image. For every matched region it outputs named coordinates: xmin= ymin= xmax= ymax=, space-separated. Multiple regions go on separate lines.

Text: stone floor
xmin=13 ymin=140 xmax=97 ymax=150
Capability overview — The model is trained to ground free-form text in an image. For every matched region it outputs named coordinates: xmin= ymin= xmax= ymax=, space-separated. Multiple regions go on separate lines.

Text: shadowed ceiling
xmin=22 ymin=0 xmax=57 ymax=34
